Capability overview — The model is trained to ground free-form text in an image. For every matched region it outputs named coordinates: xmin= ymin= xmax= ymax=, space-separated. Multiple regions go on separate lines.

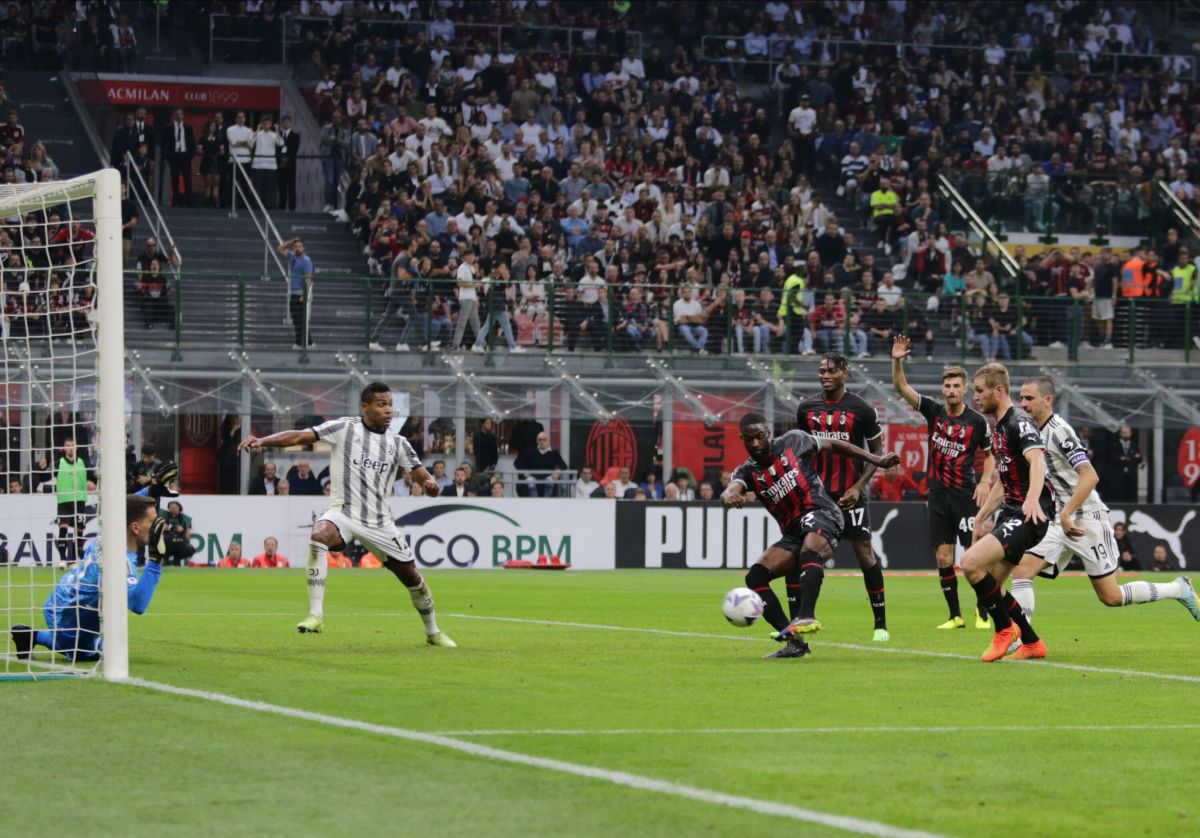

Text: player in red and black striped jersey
xmin=891 ymin=336 xmax=996 ymax=630
xmin=724 ymin=413 xmax=898 ymax=659
xmin=794 ymin=354 xmax=890 ymax=641
xmin=961 ymin=363 xmax=1051 ymax=662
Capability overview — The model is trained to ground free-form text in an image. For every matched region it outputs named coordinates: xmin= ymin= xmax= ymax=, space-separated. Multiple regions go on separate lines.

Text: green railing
xmin=103 ymin=270 xmax=1197 ymax=365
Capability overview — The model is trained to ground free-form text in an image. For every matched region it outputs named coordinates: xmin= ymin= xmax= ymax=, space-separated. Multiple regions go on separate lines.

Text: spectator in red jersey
xmin=251 ymin=537 xmax=290 ymax=568
xmin=218 ymin=541 xmax=249 ymax=568
xmin=872 ymin=465 xmax=924 ymax=502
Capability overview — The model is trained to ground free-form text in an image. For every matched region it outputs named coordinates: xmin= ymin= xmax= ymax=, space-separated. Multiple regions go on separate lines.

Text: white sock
xmin=407 ymin=577 xmax=440 ymax=635
xmin=1010 ymin=578 xmax=1036 ymax=622
xmin=306 ymin=541 xmax=328 ymax=617
xmin=1120 ymin=580 xmax=1181 ymax=605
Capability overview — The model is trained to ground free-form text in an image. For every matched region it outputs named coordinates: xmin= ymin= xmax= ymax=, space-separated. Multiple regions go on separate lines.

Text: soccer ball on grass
xmin=721 ymin=587 xmax=764 ymax=627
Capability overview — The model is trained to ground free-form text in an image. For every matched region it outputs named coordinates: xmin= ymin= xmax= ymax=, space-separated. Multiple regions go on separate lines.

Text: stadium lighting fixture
xmin=126 ymin=350 xmax=174 ymax=417
xmin=545 ymin=356 xmax=614 ymax=421
xmin=229 ymin=351 xmax=285 ymax=415
xmin=334 ymin=352 xmax=370 ymax=389
xmin=1131 ymin=368 xmax=1200 ymax=426
xmin=1040 ymin=367 xmax=1122 ymax=432
xmin=646 ymin=357 xmax=719 ymax=426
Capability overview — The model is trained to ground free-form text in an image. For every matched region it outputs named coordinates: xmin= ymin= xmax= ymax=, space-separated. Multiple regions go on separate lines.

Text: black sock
xmin=797 ymin=552 xmax=825 ymax=620
xmin=1002 ymin=591 xmax=1040 ymax=643
xmin=862 ymin=561 xmax=886 ymax=629
xmin=745 ymin=564 xmax=788 ymax=632
xmin=55 ymin=525 xmax=71 ymax=563
xmin=968 ymin=575 xmax=1011 ymax=630
xmin=938 ymin=565 xmax=961 ymax=619
xmin=784 ymin=571 xmax=802 ymax=620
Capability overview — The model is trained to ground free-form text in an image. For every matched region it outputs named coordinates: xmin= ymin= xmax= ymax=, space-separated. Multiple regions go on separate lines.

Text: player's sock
xmin=938 ymin=565 xmax=962 ymax=619
xmin=968 ymin=575 xmax=1012 ymax=630
xmin=1001 ymin=591 xmax=1040 ymax=644
xmin=406 ymin=575 xmax=441 ymax=635
xmin=797 ymin=552 xmax=825 ymax=620
xmin=55 ymin=525 xmax=71 ymax=563
xmin=306 ymin=541 xmax=328 ymax=617
xmin=1010 ymin=578 xmax=1036 ymax=622
xmin=862 ymin=562 xmax=887 ymax=629
xmin=745 ymin=564 xmax=788 ymax=632
xmin=784 ymin=570 xmax=803 ymax=620
xmin=1119 ymin=580 xmax=1181 ymax=605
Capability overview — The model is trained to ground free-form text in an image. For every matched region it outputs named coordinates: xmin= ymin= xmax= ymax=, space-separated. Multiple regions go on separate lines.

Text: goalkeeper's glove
xmin=148 ymin=515 xmax=169 ymax=563
xmin=148 ymin=461 xmax=180 ymax=499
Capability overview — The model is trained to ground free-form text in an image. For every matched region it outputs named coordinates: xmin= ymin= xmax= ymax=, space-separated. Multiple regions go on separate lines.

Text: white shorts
xmin=1027 ymin=510 xmax=1119 ymax=578
xmin=317 ymin=508 xmax=414 ymax=563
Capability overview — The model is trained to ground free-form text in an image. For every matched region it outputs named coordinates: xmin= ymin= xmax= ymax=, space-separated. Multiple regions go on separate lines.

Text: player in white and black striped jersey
xmin=239 ymin=382 xmax=457 ymax=646
xmin=1005 ymin=377 xmax=1199 ymax=653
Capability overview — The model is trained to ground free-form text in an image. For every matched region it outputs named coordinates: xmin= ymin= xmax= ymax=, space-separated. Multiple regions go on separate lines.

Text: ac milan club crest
xmin=586 ymin=417 xmax=638 ymax=477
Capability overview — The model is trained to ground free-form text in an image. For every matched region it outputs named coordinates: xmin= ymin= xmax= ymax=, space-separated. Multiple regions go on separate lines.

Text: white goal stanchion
xmin=1 ymin=168 xmax=127 ymax=681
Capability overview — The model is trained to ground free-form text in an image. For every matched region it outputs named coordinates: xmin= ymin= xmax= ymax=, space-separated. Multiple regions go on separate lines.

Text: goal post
xmin=0 ymin=167 xmax=127 ymax=681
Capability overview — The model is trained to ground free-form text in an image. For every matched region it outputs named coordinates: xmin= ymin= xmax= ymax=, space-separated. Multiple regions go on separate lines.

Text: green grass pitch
xmin=4 ymin=569 xmax=1198 ymax=837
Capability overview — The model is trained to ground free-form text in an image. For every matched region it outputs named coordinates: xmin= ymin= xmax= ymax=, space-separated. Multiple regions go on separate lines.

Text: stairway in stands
xmin=123 ymin=207 xmax=374 ymax=351
xmin=7 ymin=71 xmax=101 ymax=178
xmin=820 ymin=187 xmax=887 ymax=266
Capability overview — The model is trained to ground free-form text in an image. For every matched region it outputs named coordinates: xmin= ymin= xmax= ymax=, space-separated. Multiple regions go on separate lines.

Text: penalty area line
xmin=443 ymin=613 xmax=1200 ymax=685
xmin=120 ymin=677 xmax=947 ymax=838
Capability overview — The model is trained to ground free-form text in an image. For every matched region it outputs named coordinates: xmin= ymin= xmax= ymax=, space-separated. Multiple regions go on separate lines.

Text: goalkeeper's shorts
xmin=316 ymin=508 xmax=415 ymax=564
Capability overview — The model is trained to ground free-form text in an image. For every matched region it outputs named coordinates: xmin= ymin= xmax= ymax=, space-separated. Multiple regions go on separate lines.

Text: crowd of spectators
xmin=217 ymin=0 xmax=1194 ymax=360
xmin=0 ymin=1 xmax=146 ymax=72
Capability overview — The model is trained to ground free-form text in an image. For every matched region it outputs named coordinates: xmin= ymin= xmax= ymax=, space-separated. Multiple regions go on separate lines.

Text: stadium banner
xmin=75 ymin=74 xmax=281 ymax=110
xmin=0 ymin=496 xmax=616 ymax=570
xmin=612 ymin=502 xmax=1199 ymax=571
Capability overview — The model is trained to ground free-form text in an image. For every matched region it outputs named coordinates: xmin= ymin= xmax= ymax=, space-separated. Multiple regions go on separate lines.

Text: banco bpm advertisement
xmin=0 ymin=496 xmax=616 ymax=570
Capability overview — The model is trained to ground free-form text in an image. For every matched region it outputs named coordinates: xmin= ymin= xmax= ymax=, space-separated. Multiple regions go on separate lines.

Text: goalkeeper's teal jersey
xmin=46 ymin=541 xmax=140 ymax=615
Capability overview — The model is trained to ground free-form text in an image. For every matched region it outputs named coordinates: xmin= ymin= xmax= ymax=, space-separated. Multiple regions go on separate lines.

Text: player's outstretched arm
xmin=721 ymin=480 xmax=747 ymax=508
xmin=238 ymin=428 xmax=317 ymax=454
xmin=890 ymin=335 xmax=920 ymax=408
xmin=410 ymin=466 xmax=440 ymax=497
xmin=129 ymin=517 xmax=168 ymax=615
xmin=825 ymin=438 xmax=899 ymax=471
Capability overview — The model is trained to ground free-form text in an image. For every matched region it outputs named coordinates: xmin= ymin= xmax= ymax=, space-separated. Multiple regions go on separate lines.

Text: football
xmin=721 ymin=587 xmax=764 ymax=627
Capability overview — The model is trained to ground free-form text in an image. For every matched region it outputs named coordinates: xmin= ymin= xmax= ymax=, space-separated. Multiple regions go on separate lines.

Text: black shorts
xmin=928 ymin=485 xmax=977 ymax=548
xmin=773 ymin=507 xmax=843 ymax=555
xmin=992 ymin=507 xmax=1050 ymax=564
xmin=828 ymin=491 xmax=870 ymax=541
xmin=56 ymin=501 xmax=86 ymax=528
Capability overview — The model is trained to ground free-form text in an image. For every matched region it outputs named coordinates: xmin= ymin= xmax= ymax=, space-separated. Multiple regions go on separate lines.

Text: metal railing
xmin=122 ymin=151 xmax=182 ymax=282
xmin=699 ymin=34 xmax=1196 ymax=86
xmin=936 ymin=172 xmax=1022 ymax=284
xmin=209 ymin=14 xmax=642 ymax=66
xmin=226 ymin=154 xmax=298 ymax=338
xmin=100 ymin=271 xmax=1199 ymax=368
xmin=1157 ymin=178 xmax=1200 ymax=240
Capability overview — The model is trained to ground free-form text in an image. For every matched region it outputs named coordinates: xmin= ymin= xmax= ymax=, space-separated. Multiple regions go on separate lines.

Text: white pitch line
xmin=121 ymin=677 xmax=948 ymax=838
xmin=143 ymin=610 xmax=1200 ymax=684
xmin=442 ymin=613 xmax=1200 ymax=685
xmin=430 ymin=723 xmax=1200 ymax=737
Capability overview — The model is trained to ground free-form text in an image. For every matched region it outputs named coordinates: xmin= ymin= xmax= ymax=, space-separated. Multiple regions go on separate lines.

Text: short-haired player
xmin=961 ymin=363 xmax=1051 ymax=662
xmin=722 ymin=413 xmax=899 ymax=659
xmin=892 ymin=336 xmax=996 ymax=630
xmin=239 ymin=382 xmax=456 ymax=647
xmin=1005 ymin=377 xmax=1199 ymax=652
xmin=794 ymin=354 xmax=891 ymax=641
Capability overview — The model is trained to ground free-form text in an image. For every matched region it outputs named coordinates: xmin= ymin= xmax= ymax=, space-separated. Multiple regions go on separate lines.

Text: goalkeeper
xmin=10 ymin=465 xmax=179 ymax=663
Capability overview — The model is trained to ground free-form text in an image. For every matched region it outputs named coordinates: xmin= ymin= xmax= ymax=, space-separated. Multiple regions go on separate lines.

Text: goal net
xmin=1 ymin=169 xmax=128 ymax=681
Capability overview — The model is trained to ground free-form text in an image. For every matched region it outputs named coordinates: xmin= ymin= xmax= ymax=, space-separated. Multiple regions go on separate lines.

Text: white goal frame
xmin=0 ymin=168 xmax=127 ymax=679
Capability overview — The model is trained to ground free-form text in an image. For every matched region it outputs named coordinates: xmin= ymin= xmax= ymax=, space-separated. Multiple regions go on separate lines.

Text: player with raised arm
xmin=10 ymin=494 xmax=169 ymax=663
xmin=960 ymin=363 xmax=1051 ymax=662
xmin=794 ymin=353 xmax=891 ymax=641
xmin=892 ymin=336 xmax=996 ymax=630
xmin=1003 ymin=377 xmax=1199 ymax=653
xmin=238 ymin=382 xmax=456 ymax=647
xmin=723 ymin=413 xmax=899 ymax=659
